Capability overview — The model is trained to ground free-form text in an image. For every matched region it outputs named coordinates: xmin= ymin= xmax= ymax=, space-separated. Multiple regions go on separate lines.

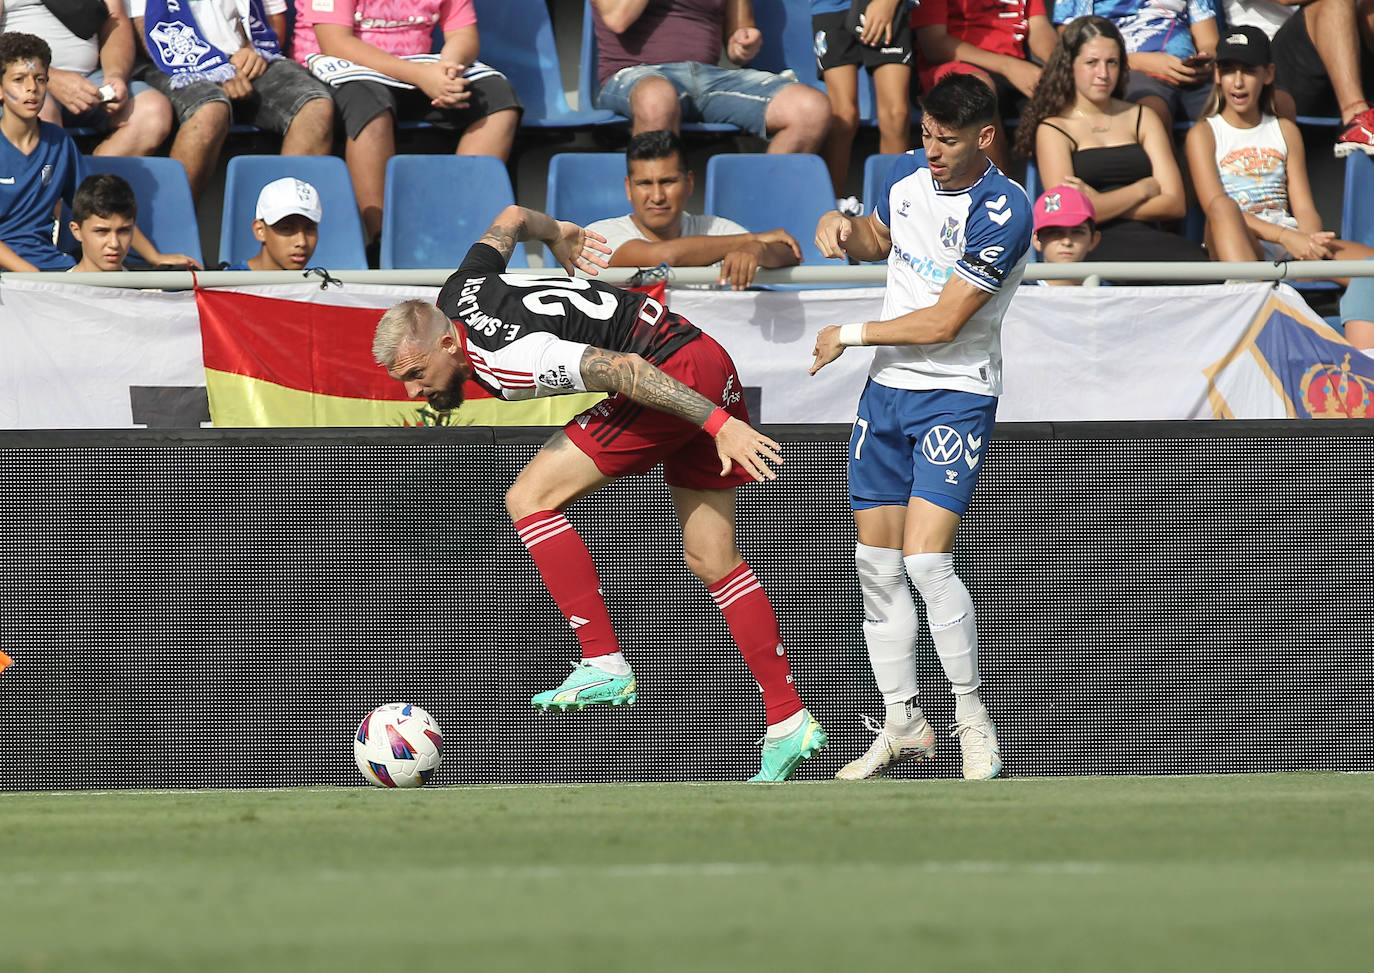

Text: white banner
xmin=1 ymin=277 xmax=1367 ymax=428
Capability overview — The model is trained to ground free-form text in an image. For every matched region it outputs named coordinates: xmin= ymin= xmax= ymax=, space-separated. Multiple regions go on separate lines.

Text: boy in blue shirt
xmin=0 ymin=32 xmax=85 ymax=272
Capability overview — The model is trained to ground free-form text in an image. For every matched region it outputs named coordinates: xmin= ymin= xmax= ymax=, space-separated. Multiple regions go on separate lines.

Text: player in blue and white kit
xmin=811 ymin=73 xmax=1032 ymax=780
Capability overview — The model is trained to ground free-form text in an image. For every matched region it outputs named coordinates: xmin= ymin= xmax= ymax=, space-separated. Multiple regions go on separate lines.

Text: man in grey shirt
xmin=587 ymin=130 xmax=803 ymax=288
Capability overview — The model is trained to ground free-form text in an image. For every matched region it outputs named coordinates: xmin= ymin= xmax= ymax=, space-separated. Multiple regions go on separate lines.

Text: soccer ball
xmin=354 ymin=703 xmax=443 ymax=788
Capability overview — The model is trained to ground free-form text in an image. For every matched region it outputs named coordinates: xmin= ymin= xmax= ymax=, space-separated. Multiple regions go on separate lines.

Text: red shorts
xmin=564 ymin=329 xmax=754 ymax=490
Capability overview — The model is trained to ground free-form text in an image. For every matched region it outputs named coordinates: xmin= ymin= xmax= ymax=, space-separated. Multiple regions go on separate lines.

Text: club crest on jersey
xmin=939 ymin=216 xmax=959 ymax=250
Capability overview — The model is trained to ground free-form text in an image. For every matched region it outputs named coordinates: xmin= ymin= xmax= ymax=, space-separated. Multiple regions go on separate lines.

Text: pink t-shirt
xmin=293 ymin=0 xmax=476 ymax=63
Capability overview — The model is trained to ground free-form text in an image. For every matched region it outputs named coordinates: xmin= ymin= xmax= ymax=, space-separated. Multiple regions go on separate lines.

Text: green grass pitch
xmin=3 ymin=773 xmax=1370 ymax=973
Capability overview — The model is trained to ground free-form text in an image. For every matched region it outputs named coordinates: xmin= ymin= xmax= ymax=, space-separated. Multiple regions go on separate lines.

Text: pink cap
xmin=1034 ymin=185 xmax=1096 ymax=232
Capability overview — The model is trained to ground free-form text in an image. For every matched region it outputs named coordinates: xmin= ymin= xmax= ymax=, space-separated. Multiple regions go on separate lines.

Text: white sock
xmin=885 ymin=696 xmax=924 ymax=728
xmin=585 ymin=652 xmax=631 ymax=676
xmin=767 ymin=708 xmax=808 ymax=738
xmin=955 ymin=691 xmax=988 ymax=724
xmin=904 ymin=552 xmax=981 ymax=696
xmin=856 ymin=543 xmax=920 ymax=707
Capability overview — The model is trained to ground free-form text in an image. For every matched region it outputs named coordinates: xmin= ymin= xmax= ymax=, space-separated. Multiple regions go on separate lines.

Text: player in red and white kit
xmin=371 ymin=206 xmax=826 ymax=782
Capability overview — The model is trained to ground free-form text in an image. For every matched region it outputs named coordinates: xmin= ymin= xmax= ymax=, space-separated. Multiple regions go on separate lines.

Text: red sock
xmin=707 ymin=562 xmax=802 ymax=725
xmin=514 ymin=511 xmax=619 ymax=658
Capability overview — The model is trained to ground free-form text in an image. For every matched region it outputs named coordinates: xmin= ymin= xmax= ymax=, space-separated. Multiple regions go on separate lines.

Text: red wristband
xmin=703 ymin=408 xmax=731 ymax=437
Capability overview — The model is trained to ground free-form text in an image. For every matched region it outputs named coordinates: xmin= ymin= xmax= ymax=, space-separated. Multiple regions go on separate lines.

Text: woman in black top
xmin=1015 ymin=16 xmax=1206 ymax=264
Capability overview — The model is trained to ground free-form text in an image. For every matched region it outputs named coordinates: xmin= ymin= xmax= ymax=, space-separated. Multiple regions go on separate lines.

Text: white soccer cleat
xmin=952 ymin=717 xmax=1002 ymax=780
xmin=834 ymin=714 xmax=936 ymax=780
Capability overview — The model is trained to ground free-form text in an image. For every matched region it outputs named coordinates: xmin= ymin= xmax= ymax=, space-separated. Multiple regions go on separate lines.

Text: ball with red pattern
xmin=354 ymin=703 xmax=443 ymax=788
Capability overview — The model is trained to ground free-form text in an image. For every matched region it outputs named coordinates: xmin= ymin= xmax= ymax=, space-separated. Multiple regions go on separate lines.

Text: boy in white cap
xmin=1031 ymin=184 xmax=1100 ymax=286
xmin=226 ymin=177 xmax=321 ymax=271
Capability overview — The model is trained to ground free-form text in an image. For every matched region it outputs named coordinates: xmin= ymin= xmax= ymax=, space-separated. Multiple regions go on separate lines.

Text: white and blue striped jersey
xmin=871 ymin=153 xmax=1033 ymax=397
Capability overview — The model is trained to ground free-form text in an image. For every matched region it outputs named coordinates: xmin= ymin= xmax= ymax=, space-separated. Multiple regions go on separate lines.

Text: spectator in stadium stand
xmin=910 ymin=0 xmax=1057 ymax=172
xmin=585 ymin=130 xmax=802 ymax=289
xmin=1029 ymin=183 xmax=1100 ymax=283
xmin=371 ymin=205 xmax=828 ymax=783
xmin=1218 ymin=0 xmax=1374 ymax=158
xmin=1051 ymin=0 xmax=1220 ymax=131
xmin=0 ymin=0 xmax=171 ymax=156
xmin=294 ymin=0 xmax=522 ymax=260
xmin=811 ymin=0 xmax=914 ymax=214
xmin=0 ymin=32 xmax=197 ymax=271
xmin=590 ymin=0 xmax=830 ymax=153
xmin=1 ymin=32 xmax=92 ymax=270
xmin=129 ymin=0 xmax=334 ymax=202
xmin=222 ymin=176 xmax=321 ymax=271
xmin=1016 ymin=15 xmax=1208 ymax=264
xmin=67 ymin=172 xmax=138 ymax=271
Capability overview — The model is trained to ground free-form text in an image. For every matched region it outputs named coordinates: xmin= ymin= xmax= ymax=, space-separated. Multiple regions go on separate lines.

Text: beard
xmin=425 ymin=379 xmax=466 ymax=413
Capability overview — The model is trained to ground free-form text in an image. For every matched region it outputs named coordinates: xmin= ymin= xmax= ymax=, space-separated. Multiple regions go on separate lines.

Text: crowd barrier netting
xmin=0 ymin=422 xmax=1370 ymax=790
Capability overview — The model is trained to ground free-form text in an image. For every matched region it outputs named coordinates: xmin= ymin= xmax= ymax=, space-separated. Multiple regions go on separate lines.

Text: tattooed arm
xmin=478 ymin=206 xmax=611 ymax=274
xmin=579 ymin=346 xmax=782 ymax=481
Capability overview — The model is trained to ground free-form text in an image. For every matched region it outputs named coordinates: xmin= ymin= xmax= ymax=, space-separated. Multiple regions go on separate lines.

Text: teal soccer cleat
xmin=531 ymin=661 xmax=637 ymax=711
xmin=750 ymin=710 xmax=827 ymax=782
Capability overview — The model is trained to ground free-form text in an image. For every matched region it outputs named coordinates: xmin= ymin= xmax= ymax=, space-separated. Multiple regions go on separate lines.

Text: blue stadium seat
xmin=1342 ymin=153 xmax=1374 ymax=248
xmin=81 ymin=155 xmax=204 ymax=266
xmin=703 ymin=153 xmax=838 ymax=265
xmin=578 ymin=0 xmax=735 ymax=134
xmin=546 ymin=152 xmax=628 ymax=227
xmin=219 ymin=155 xmax=367 ymax=270
xmin=473 ymin=0 xmax=620 ymax=129
xmin=862 ymin=150 xmax=928 ymax=214
xmin=380 ymin=155 xmax=527 ymax=269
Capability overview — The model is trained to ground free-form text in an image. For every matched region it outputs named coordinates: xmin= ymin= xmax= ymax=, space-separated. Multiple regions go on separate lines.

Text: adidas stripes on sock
xmin=514 ymin=510 xmax=619 ymax=659
xmin=708 ymin=562 xmax=803 ymax=726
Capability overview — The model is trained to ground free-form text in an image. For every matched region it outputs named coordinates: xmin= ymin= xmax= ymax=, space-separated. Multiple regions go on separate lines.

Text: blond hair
xmin=373 ymin=299 xmax=449 ymax=367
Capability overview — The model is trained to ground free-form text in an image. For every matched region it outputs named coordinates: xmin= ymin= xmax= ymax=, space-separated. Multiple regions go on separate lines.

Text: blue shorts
xmin=60 ymin=70 xmax=156 ymax=130
xmin=596 ymin=61 xmax=796 ymax=138
xmin=848 ymin=381 xmax=998 ymax=515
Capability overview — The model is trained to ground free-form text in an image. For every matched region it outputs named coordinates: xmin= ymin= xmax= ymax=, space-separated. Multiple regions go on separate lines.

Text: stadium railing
xmin=9 ymin=260 xmax=1374 ymax=290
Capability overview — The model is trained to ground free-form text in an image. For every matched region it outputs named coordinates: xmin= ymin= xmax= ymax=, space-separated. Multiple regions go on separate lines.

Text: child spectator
xmin=0 ymin=32 xmax=86 ymax=271
xmin=68 ymin=172 xmax=137 ymax=271
xmin=1184 ymin=27 xmax=1374 ymax=296
xmin=1218 ymin=0 xmax=1374 ymax=158
xmin=812 ymin=0 xmax=913 ymax=212
xmin=1016 ymin=16 xmax=1207 ymax=265
xmin=0 ymin=0 xmax=173 ymax=156
xmin=223 ymin=177 xmax=320 ymax=271
xmin=911 ymin=0 xmax=1057 ymax=171
xmin=1031 ymin=183 xmax=1100 ymax=283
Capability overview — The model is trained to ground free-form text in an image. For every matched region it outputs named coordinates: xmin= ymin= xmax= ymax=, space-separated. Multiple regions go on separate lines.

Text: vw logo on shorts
xmin=921 ymin=425 xmax=964 ymax=465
